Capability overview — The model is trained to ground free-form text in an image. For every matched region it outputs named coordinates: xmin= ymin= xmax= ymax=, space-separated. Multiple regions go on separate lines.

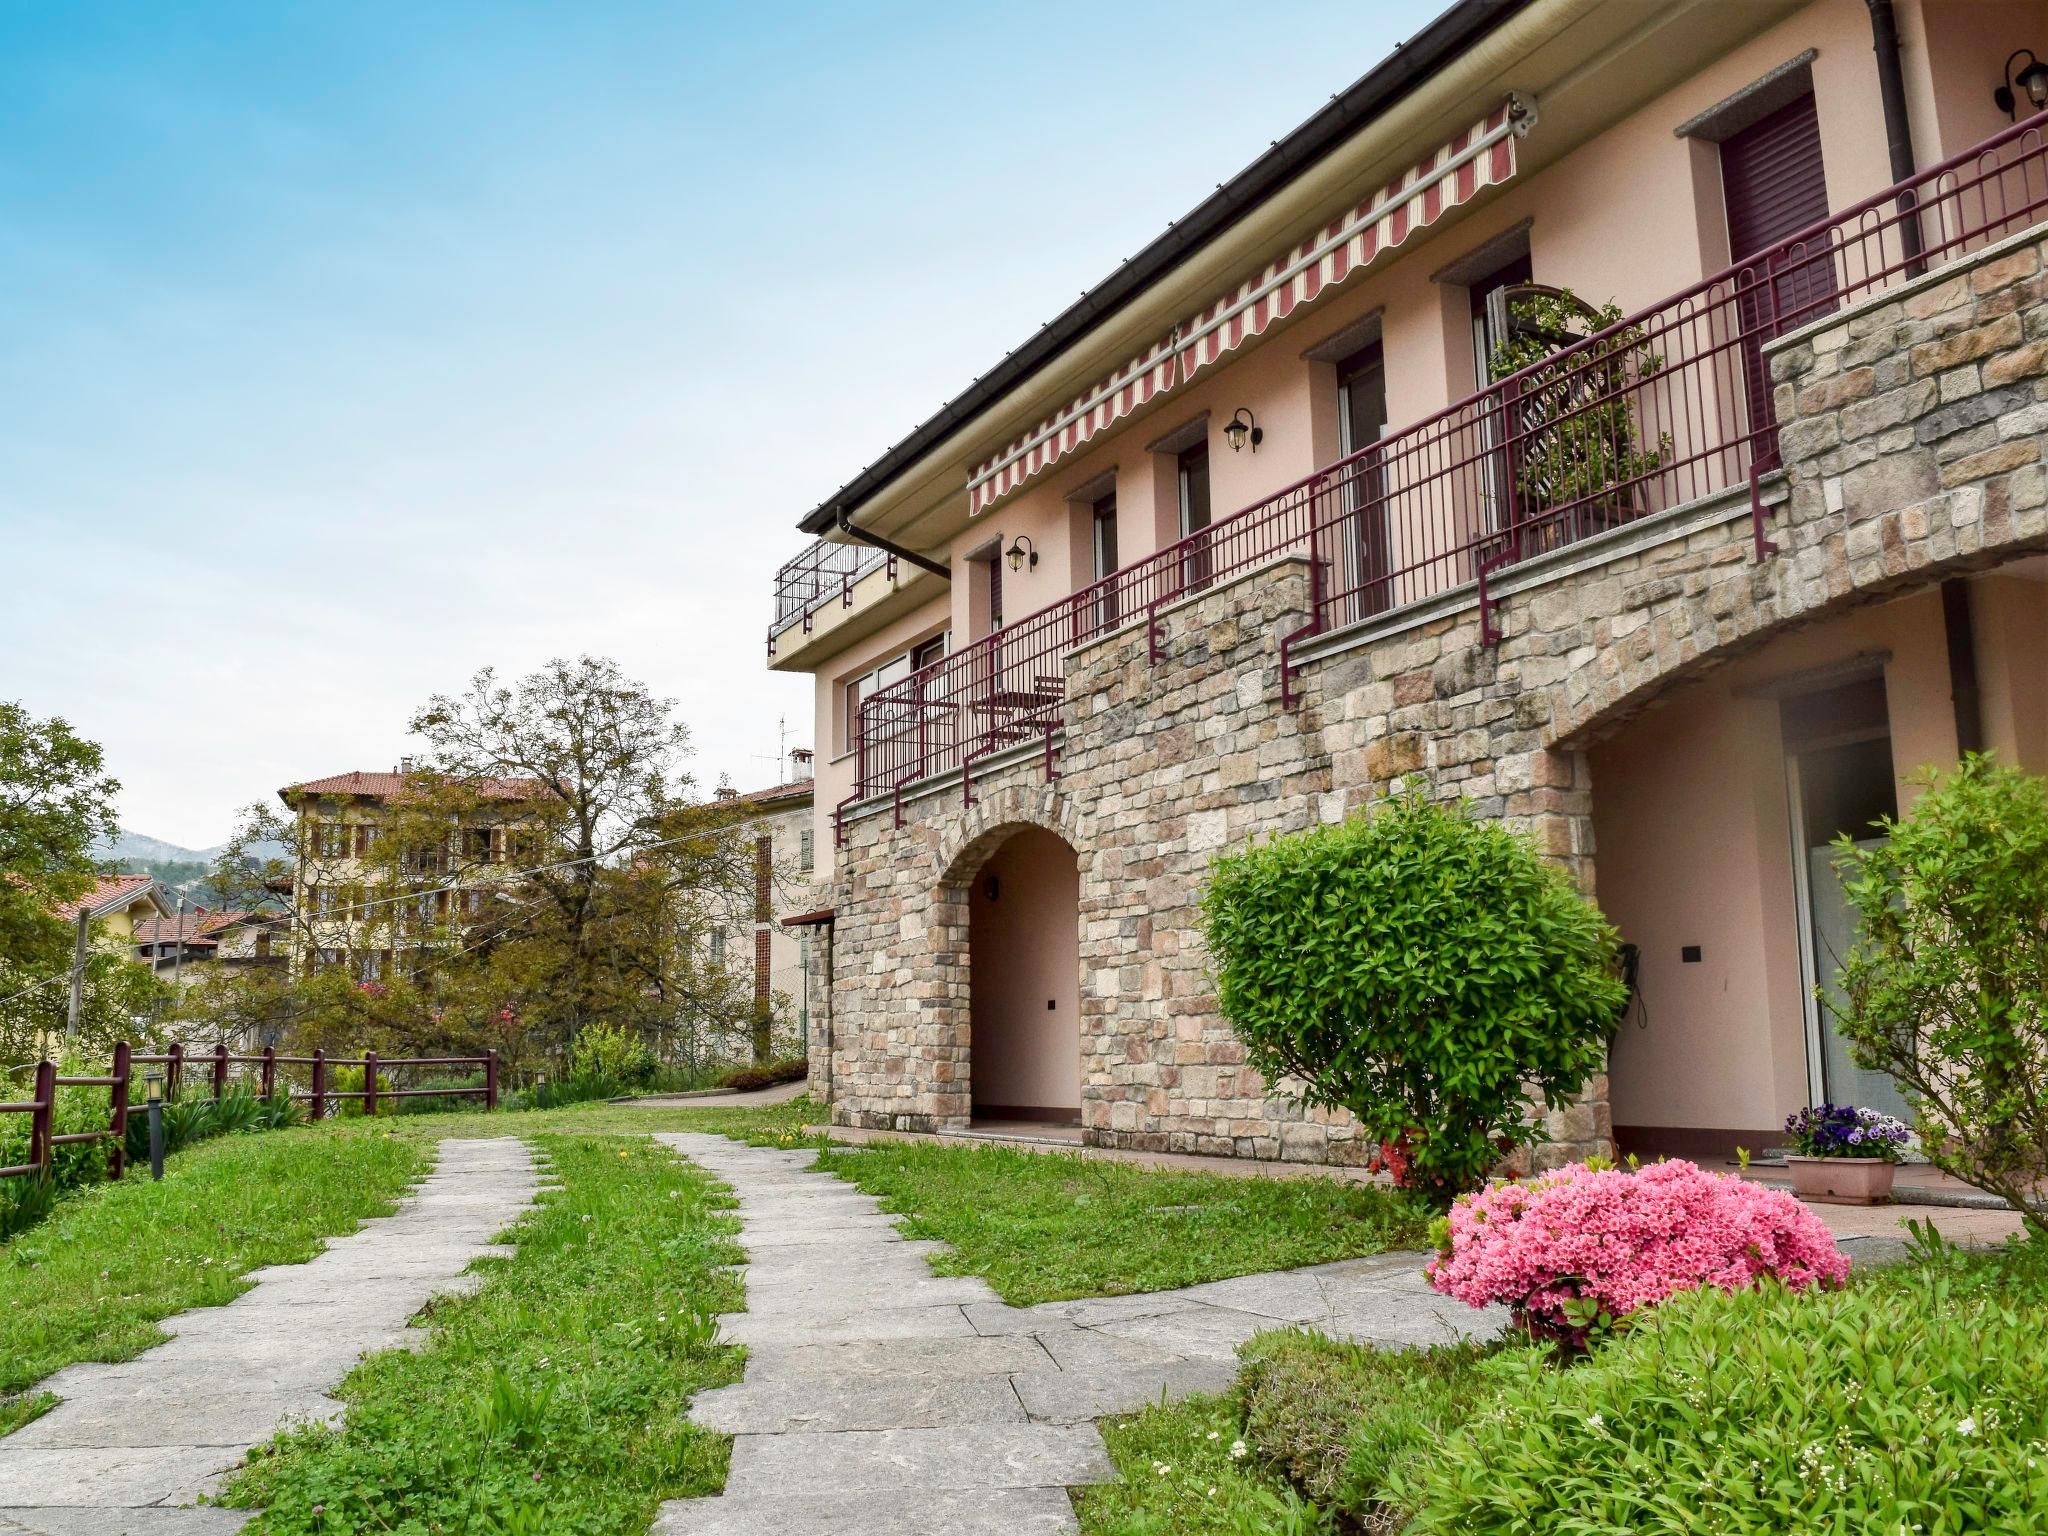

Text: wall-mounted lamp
xmin=1996 ymin=49 xmax=2048 ymax=118
xmin=1223 ymin=407 xmax=1263 ymax=454
xmin=1005 ymin=535 xmax=1038 ymax=572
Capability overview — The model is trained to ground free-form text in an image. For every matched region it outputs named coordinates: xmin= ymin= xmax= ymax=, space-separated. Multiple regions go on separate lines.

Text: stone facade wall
xmin=817 ymin=229 xmax=2048 ymax=1166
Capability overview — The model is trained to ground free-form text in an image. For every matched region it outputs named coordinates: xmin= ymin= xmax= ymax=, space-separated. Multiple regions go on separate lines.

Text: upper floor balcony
xmin=839 ymin=111 xmax=2048 ymax=830
xmin=768 ymin=533 xmax=944 ymax=672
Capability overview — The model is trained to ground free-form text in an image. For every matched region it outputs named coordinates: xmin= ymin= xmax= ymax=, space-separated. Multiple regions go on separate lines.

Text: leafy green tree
xmin=1830 ymin=755 xmax=2048 ymax=1232
xmin=1203 ymin=784 xmax=1626 ymax=1203
xmin=0 ymin=702 xmax=161 ymax=1062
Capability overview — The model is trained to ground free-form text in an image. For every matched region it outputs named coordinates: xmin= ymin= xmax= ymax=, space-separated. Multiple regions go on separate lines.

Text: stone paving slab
xmin=652 ymin=1487 xmax=1081 ymax=1536
xmin=689 ymin=1378 xmax=1027 ymax=1435
xmin=649 ymin=1131 xmax=1505 ymax=1536
xmin=0 ymin=1137 xmax=537 ymax=1529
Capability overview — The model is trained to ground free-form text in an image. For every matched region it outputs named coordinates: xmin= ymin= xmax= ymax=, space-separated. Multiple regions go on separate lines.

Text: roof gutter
xmin=799 ymin=0 xmax=1536 ymax=536
xmin=836 ymin=506 xmax=952 ymax=579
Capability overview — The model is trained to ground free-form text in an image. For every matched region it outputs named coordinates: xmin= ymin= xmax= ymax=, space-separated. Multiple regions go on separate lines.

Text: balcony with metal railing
xmin=767 ymin=535 xmax=941 ymax=669
xmin=842 ymin=112 xmax=2048 ymax=827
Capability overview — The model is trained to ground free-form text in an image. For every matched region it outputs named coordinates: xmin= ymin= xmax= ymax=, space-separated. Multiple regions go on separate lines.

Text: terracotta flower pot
xmin=1785 ymin=1155 xmax=1897 ymax=1205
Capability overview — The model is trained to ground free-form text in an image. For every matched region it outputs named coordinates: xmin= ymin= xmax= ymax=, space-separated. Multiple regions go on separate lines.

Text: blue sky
xmin=0 ymin=1 xmax=1434 ymax=847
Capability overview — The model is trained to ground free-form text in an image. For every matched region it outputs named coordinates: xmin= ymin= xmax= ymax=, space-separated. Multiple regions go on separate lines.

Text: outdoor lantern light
xmin=1224 ymin=407 xmax=1263 ymax=453
xmin=1995 ymin=49 xmax=2048 ymax=118
xmin=1004 ymin=535 xmax=1038 ymax=572
xmin=144 ymin=1071 xmax=165 ymax=1181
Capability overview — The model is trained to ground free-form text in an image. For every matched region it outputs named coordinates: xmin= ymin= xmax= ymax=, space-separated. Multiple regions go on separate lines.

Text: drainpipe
xmin=835 ymin=507 xmax=951 ymax=580
xmin=1866 ymin=0 xmax=1925 ymax=272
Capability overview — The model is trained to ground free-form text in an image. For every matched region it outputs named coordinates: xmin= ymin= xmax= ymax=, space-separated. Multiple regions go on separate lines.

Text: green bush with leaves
xmin=568 ymin=1021 xmax=655 ymax=1090
xmin=1405 ymin=1251 xmax=2048 ymax=1533
xmin=1237 ymin=1330 xmax=1499 ymax=1530
xmin=1203 ymin=785 xmax=1626 ymax=1202
xmin=1830 ymin=755 xmax=2048 ymax=1231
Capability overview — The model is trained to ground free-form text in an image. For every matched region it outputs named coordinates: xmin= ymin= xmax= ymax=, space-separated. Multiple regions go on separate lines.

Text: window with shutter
xmin=1722 ymin=92 xmax=1834 ymax=431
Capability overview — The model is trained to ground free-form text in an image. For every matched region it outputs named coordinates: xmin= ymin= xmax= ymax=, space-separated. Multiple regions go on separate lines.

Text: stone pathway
xmin=651 ymin=1133 xmax=1499 ymax=1536
xmin=0 ymin=1137 xmax=540 ymax=1535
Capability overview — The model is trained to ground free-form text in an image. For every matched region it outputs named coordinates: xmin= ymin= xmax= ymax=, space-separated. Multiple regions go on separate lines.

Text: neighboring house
xmin=54 ymin=874 xmax=174 ymax=950
xmin=134 ymin=908 xmax=288 ymax=985
xmin=278 ymin=766 xmax=552 ymax=983
xmin=768 ymin=0 xmax=2048 ymax=1164
xmin=719 ymin=752 xmax=829 ymax=1053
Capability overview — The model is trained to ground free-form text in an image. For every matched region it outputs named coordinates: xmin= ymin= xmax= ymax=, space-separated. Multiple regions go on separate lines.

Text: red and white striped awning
xmin=968 ymin=96 xmax=1536 ymax=514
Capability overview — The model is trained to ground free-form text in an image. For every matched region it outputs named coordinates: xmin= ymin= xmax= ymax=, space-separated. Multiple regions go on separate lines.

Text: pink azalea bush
xmin=1426 ymin=1158 xmax=1848 ymax=1342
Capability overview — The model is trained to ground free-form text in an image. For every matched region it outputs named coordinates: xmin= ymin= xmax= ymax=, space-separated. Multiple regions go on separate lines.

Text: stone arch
xmin=931 ymin=781 xmax=1086 ymax=888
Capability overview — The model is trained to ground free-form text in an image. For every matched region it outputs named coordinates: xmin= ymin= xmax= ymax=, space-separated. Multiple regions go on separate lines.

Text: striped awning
xmin=968 ymin=95 xmax=1536 ymax=514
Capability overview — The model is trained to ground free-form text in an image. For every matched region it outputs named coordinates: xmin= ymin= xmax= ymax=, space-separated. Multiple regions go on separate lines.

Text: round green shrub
xmin=1404 ymin=1259 xmax=2048 ymax=1534
xmin=1202 ymin=785 xmax=1625 ymax=1201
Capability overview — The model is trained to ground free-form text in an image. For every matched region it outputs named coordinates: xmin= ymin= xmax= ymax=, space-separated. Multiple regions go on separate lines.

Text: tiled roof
xmin=133 ymin=908 xmax=264 ymax=946
xmin=281 ymin=770 xmax=552 ymax=804
xmin=729 ymin=778 xmax=815 ymax=807
xmin=52 ymin=874 xmax=159 ymax=922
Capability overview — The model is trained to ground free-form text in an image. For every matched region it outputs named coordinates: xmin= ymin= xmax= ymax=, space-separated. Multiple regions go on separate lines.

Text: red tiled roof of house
xmin=52 ymin=873 xmax=159 ymax=922
xmin=729 ymin=778 xmax=815 ymax=807
xmin=280 ymin=770 xmax=552 ymax=804
xmin=133 ymin=908 xmax=261 ymax=946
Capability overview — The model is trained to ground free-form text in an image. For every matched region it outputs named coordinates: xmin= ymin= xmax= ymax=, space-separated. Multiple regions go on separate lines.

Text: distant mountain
xmin=93 ymin=830 xmax=291 ymax=866
xmin=96 ymin=830 xmax=211 ymax=864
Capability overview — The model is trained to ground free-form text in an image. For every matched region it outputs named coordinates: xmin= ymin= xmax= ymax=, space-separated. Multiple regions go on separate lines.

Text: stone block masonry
xmin=818 ymin=230 xmax=2048 ymax=1168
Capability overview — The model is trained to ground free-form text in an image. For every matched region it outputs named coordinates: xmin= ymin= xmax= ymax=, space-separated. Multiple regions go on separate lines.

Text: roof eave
xmin=796 ymin=0 xmax=1534 ymax=536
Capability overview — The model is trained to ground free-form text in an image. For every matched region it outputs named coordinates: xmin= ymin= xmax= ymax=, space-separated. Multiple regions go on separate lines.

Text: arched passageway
xmin=966 ymin=825 xmax=1081 ymax=1125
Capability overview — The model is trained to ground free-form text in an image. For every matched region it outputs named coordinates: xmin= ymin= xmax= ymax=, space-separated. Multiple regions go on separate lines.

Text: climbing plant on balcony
xmin=1202 ymin=783 xmax=1627 ymax=1204
xmin=1488 ymin=287 xmax=1670 ymax=528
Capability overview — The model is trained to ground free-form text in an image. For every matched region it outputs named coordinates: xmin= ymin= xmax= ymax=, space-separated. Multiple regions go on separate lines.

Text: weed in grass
xmin=0 ymin=1391 xmax=55 ymax=1439
xmin=812 ymin=1142 xmax=1431 ymax=1305
xmin=223 ymin=1133 xmax=746 ymax=1534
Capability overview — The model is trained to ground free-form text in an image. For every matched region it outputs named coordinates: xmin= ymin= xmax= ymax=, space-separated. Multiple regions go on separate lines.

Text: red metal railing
xmin=2 ymin=1042 xmax=500 ymax=1185
xmin=769 ymin=537 xmax=893 ymax=651
xmin=849 ymin=111 xmax=2048 ymax=805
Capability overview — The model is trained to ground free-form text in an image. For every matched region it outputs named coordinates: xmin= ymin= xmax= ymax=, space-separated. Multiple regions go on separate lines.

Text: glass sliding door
xmin=1782 ymin=677 xmax=1914 ymax=1124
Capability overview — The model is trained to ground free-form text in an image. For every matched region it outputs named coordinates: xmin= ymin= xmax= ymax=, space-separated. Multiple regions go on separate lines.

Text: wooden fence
xmin=1 ymin=1042 xmax=499 ymax=1184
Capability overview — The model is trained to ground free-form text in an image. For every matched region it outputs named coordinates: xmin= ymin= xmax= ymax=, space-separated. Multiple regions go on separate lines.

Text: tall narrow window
xmin=1092 ymin=492 xmax=1120 ymax=630
xmin=1178 ymin=440 xmax=1213 ymax=591
xmin=988 ymin=553 xmax=1004 ymax=631
xmin=799 ymin=827 xmax=815 ymax=873
xmin=1336 ymin=343 xmax=1390 ymax=619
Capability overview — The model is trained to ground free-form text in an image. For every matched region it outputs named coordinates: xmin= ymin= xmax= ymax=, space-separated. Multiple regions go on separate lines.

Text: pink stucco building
xmin=769 ymin=0 xmax=2048 ymax=1164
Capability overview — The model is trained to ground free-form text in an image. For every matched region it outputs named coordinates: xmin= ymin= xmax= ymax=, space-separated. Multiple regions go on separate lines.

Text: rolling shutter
xmin=1722 ymin=92 xmax=1835 ymax=431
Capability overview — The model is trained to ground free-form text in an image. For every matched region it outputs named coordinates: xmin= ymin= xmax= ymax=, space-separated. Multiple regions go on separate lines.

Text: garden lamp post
xmin=145 ymin=1070 xmax=165 ymax=1181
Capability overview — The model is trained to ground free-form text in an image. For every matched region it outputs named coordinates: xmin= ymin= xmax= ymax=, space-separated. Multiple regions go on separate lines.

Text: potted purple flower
xmin=1783 ymin=1104 xmax=1911 ymax=1204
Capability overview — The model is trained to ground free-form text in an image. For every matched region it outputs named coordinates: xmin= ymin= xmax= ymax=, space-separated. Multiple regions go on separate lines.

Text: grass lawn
xmin=0 ymin=1125 xmax=429 ymax=1436
xmin=811 ymin=1140 xmax=1431 ymax=1305
xmin=222 ymin=1131 xmax=745 ymax=1534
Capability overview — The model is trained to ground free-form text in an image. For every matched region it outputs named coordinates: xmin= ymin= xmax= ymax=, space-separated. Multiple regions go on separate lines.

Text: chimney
xmin=791 ymin=747 xmax=815 ymax=780
xmin=398 ymin=756 xmax=416 ymax=775
xmin=714 ymin=785 xmax=738 ymax=801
